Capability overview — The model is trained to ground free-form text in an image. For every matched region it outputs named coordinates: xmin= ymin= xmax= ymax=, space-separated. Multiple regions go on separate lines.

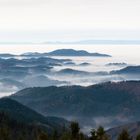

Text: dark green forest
xmin=0 ymin=112 xmax=140 ymax=140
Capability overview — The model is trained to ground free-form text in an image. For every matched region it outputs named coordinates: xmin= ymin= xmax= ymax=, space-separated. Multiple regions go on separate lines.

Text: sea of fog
xmin=0 ymin=44 xmax=140 ymax=97
xmin=49 ymin=55 xmax=139 ymax=86
xmin=0 ymin=44 xmax=140 ymax=58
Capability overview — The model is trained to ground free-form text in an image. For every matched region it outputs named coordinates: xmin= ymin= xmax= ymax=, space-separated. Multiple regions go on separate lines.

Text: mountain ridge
xmin=20 ymin=49 xmax=111 ymax=57
xmin=11 ymin=81 xmax=140 ymax=129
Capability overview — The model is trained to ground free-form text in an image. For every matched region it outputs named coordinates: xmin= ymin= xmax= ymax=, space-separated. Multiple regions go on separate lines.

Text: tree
xmin=79 ymin=132 xmax=86 ymax=140
xmin=60 ymin=131 xmax=71 ymax=140
xmin=70 ymin=121 xmax=80 ymax=139
xmin=38 ymin=132 xmax=48 ymax=140
xmin=52 ymin=130 xmax=58 ymax=140
xmin=90 ymin=126 xmax=109 ymax=140
xmin=96 ymin=126 xmax=109 ymax=140
xmin=97 ymin=126 xmax=105 ymax=137
xmin=90 ymin=129 xmax=97 ymax=140
xmin=117 ymin=129 xmax=132 ymax=140
xmin=136 ymin=133 xmax=140 ymax=140
xmin=0 ymin=126 xmax=11 ymax=140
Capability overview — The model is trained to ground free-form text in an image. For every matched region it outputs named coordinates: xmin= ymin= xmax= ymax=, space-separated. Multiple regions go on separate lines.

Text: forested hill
xmin=0 ymin=98 xmax=69 ymax=133
xmin=11 ymin=81 xmax=140 ymax=128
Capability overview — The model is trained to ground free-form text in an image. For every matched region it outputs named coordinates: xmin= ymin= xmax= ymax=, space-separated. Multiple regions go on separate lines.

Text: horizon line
xmin=1 ymin=39 xmax=140 ymax=45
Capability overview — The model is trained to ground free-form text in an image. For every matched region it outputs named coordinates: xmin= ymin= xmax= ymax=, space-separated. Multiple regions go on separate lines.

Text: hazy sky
xmin=0 ymin=0 xmax=140 ymax=42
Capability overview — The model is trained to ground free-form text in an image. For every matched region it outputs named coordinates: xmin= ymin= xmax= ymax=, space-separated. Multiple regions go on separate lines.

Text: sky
xmin=0 ymin=0 xmax=140 ymax=42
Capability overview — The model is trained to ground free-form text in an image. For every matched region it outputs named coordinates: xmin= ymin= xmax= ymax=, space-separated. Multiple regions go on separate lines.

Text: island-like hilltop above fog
xmin=21 ymin=49 xmax=111 ymax=57
xmin=0 ymin=49 xmax=111 ymax=57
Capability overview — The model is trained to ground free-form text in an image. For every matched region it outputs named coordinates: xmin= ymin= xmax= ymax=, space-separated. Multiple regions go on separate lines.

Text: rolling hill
xmin=11 ymin=81 xmax=140 ymax=128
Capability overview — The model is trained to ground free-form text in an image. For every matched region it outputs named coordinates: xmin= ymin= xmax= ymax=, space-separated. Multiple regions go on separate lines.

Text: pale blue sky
xmin=0 ymin=0 xmax=140 ymax=42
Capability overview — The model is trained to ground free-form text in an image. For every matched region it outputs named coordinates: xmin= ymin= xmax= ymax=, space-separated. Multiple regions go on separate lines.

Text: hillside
xmin=0 ymin=112 xmax=45 ymax=140
xmin=11 ymin=81 xmax=140 ymax=128
xmin=107 ymin=121 xmax=140 ymax=140
xmin=0 ymin=98 xmax=69 ymax=133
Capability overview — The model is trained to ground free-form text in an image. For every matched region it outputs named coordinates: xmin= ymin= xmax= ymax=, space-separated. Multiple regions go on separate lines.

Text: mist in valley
xmin=0 ymin=50 xmax=140 ymax=96
xmin=0 ymin=48 xmax=140 ymax=134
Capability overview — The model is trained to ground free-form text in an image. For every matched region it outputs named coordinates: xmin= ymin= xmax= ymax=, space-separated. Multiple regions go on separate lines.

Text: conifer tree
xmin=117 ymin=129 xmax=132 ymax=140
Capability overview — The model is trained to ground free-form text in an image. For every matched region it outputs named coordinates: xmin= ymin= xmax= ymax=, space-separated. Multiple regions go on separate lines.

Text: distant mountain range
xmin=47 ymin=49 xmax=111 ymax=57
xmin=55 ymin=68 xmax=108 ymax=76
xmin=0 ymin=55 xmax=140 ymax=94
xmin=0 ymin=49 xmax=111 ymax=57
xmin=106 ymin=63 xmax=127 ymax=67
xmin=56 ymin=65 xmax=140 ymax=77
xmin=46 ymin=40 xmax=140 ymax=45
xmin=21 ymin=49 xmax=111 ymax=57
xmin=0 ymin=57 xmax=70 ymax=93
xmin=11 ymin=81 xmax=140 ymax=128
xmin=1 ymin=40 xmax=140 ymax=45
xmin=56 ymin=68 xmax=91 ymax=76
xmin=0 ymin=56 xmax=64 ymax=70
xmin=0 ymin=53 xmax=16 ymax=57
xmin=111 ymin=65 xmax=140 ymax=75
